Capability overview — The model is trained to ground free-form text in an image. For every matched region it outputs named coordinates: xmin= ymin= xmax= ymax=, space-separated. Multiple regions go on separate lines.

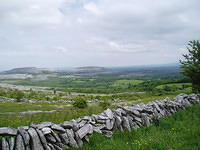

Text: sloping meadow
xmin=0 ymin=93 xmax=199 ymax=150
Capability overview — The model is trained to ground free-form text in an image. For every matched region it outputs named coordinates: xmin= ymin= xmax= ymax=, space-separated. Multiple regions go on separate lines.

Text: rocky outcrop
xmin=0 ymin=93 xmax=199 ymax=150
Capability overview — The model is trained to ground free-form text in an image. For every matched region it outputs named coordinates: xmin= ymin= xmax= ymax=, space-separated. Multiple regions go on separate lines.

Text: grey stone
xmin=0 ymin=127 xmax=17 ymax=136
xmin=28 ymin=128 xmax=44 ymax=150
xmin=66 ymin=129 xmax=78 ymax=147
xmin=123 ymin=106 xmax=140 ymax=116
xmin=84 ymin=135 xmax=89 ymax=143
xmin=45 ymin=134 xmax=56 ymax=143
xmin=71 ymin=120 xmax=79 ymax=131
xmin=104 ymin=109 xmax=113 ymax=119
xmin=77 ymin=124 xmax=93 ymax=139
xmin=8 ymin=137 xmax=15 ymax=150
xmin=51 ymin=124 xmax=65 ymax=133
xmin=78 ymin=120 xmax=87 ymax=128
xmin=97 ymin=115 xmax=109 ymax=120
xmin=1 ymin=137 xmax=9 ymax=150
xmin=102 ymin=130 xmax=113 ymax=138
xmin=82 ymin=116 xmax=91 ymax=121
xmin=115 ymin=116 xmax=123 ymax=131
xmin=18 ymin=127 xmax=30 ymax=146
xmin=36 ymin=122 xmax=52 ymax=129
xmin=36 ymin=129 xmax=49 ymax=150
xmin=93 ymin=127 xmax=102 ymax=134
xmin=127 ymin=115 xmax=135 ymax=129
xmin=21 ymin=126 xmax=29 ymax=131
xmin=47 ymin=143 xmax=55 ymax=150
xmin=96 ymin=119 xmax=106 ymax=124
xmin=95 ymin=124 xmax=106 ymax=130
xmin=74 ymin=132 xmax=83 ymax=148
xmin=51 ymin=131 xmax=61 ymax=143
xmin=106 ymin=119 xmax=114 ymax=130
xmin=53 ymin=144 xmax=63 ymax=150
xmin=116 ymin=107 xmax=127 ymax=116
xmin=41 ymin=127 xmax=51 ymax=135
xmin=130 ymin=105 xmax=143 ymax=112
xmin=132 ymin=115 xmax=142 ymax=123
xmin=15 ymin=134 xmax=25 ymax=150
xmin=122 ymin=116 xmax=131 ymax=131
xmin=59 ymin=133 xmax=69 ymax=145
xmin=141 ymin=113 xmax=150 ymax=127
xmin=142 ymin=107 xmax=154 ymax=114
xmin=61 ymin=121 xmax=73 ymax=129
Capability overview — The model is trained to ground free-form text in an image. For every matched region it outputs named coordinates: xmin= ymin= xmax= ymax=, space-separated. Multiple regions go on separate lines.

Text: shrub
xmin=73 ymin=98 xmax=88 ymax=109
xmin=16 ymin=90 xmax=24 ymax=102
xmin=99 ymin=100 xmax=111 ymax=109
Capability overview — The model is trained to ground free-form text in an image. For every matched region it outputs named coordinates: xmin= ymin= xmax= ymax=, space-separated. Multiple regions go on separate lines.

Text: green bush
xmin=15 ymin=90 xmax=24 ymax=102
xmin=99 ymin=100 xmax=111 ymax=109
xmin=73 ymin=98 xmax=88 ymax=109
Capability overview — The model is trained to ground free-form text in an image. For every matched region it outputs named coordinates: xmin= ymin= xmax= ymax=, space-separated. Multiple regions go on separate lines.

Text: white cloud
xmin=0 ymin=0 xmax=200 ymax=68
xmin=84 ymin=2 xmax=102 ymax=15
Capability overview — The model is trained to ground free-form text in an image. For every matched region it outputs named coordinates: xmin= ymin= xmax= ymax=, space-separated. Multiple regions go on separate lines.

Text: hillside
xmin=1 ymin=67 xmax=54 ymax=75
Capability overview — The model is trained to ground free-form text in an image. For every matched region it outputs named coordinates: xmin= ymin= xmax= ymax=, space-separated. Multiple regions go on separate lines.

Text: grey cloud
xmin=0 ymin=0 xmax=199 ymax=68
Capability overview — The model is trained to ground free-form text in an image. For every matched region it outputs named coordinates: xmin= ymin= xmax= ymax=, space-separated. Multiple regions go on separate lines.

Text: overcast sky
xmin=0 ymin=0 xmax=199 ymax=70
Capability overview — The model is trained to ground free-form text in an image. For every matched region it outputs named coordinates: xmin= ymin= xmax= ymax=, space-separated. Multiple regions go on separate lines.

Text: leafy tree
xmin=73 ymin=98 xmax=88 ymax=109
xmin=180 ymin=40 xmax=200 ymax=93
xmin=16 ymin=90 xmax=24 ymax=102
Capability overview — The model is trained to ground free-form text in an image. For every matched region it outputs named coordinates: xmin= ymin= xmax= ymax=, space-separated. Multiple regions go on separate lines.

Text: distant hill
xmin=75 ymin=66 xmax=108 ymax=72
xmin=1 ymin=67 xmax=54 ymax=75
xmin=0 ymin=64 xmax=182 ymax=78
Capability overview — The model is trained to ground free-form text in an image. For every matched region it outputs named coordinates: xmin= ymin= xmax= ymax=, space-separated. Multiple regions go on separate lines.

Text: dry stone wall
xmin=0 ymin=93 xmax=200 ymax=150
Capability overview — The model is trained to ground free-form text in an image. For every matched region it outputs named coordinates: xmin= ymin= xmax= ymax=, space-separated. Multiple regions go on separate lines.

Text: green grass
xmin=0 ymin=91 xmax=192 ymax=128
xmin=156 ymin=83 xmax=192 ymax=89
xmin=0 ymin=103 xmax=106 ymax=128
xmin=112 ymin=80 xmax=143 ymax=88
xmin=71 ymin=104 xmax=200 ymax=150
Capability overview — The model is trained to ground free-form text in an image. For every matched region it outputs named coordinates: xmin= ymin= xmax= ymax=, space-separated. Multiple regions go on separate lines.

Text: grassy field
xmin=71 ymin=104 xmax=200 ymax=150
xmin=0 ymin=92 xmax=183 ymax=128
xmin=1 ymin=77 xmax=189 ymax=94
xmin=0 ymin=77 xmax=145 ymax=94
xmin=0 ymin=103 xmax=107 ymax=128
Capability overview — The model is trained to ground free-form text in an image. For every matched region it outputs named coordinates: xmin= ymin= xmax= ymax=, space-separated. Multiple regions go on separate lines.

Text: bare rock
xmin=1 ymin=137 xmax=9 ymax=150
xmin=66 ymin=129 xmax=78 ymax=148
xmin=28 ymin=128 xmax=44 ymax=150
xmin=59 ymin=133 xmax=69 ymax=145
xmin=51 ymin=131 xmax=61 ymax=143
xmin=106 ymin=119 xmax=114 ymax=130
xmin=15 ymin=134 xmax=25 ymax=150
xmin=45 ymin=134 xmax=56 ymax=143
xmin=131 ymin=115 xmax=142 ymax=123
xmin=102 ymin=130 xmax=113 ymax=138
xmin=18 ymin=127 xmax=30 ymax=146
xmin=141 ymin=113 xmax=150 ymax=127
xmin=47 ymin=143 xmax=55 ymax=150
xmin=122 ymin=116 xmax=131 ymax=131
xmin=51 ymin=124 xmax=65 ymax=133
xmin=0 ymin=127 xmax=17 ymax=136
xmin=104 ymin=109 xmax=113 ymax=119
xmin=74 ymin=132 xmax=83 ymax=148
xmin=61 ymin=121 xmax=73 ymax=129
xmin=70 ymin=120 xmax=79 ymax=131
xmin=41 ymin=127 xmax=51 ymax=135
xmin=8 ymin=137 xmax=15 ymax=150
xmin=53 ymin=144 xmax=63 ymax=150
xmin=77 ymin=124 xmax=93 ymax=139
xmin=83 ymin=135 xmax=89 ymax=143
xmin=36 ymin=122 xmax=52 ymax=130
xmin=115 ymin=116 xmax=123 ymax=131
xmin=36 ymin=129 xmax=49 ymax=150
